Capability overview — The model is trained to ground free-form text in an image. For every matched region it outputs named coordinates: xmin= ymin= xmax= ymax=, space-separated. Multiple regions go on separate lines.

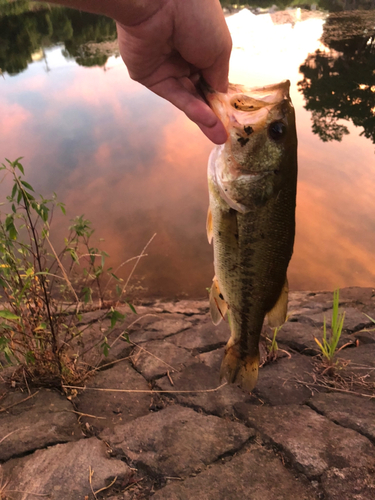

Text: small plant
xmin=314 ymin=288 xmax=345 ymax=365
xmin=268 ymin=324 xmax=281 ymax=358
xmin=265 ymin=318 xmax=289 ymax=362
xmin=0 ymin=158 xmax=135 ymax=386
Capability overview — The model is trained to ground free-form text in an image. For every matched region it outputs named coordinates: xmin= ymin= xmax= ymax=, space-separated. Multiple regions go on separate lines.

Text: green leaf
xmin=69 ymin=249 xmax=79 ymax=264
xmin=25 ymin=351 xmax=36 ymax=364
xmin=122 ymin=332 xmax=130 ymax=343
xmin=15 ymin=161 xmax=25 ymax=174
xmin=110 ymin=272 xmax=122 ymax=282
xmin=20 ymin=180 xmax=34 ymax=192
xmin=11 ymin=183 xmax=17 ymax=199
xmin=82 ymin=286 xmax=92 ymax=304
xmin=0 ymin=310 xmax=20 ymax=321
xmin=59 ymin=204 xmax=66 ymax=215
xmin=107 ymin=309 xmax=125 ymax=329
xmin=127 ymin=302 xmax=137 ymax=314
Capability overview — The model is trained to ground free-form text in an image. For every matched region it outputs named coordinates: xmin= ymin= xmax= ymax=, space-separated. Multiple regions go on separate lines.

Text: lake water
xmin=1 ymin=3 xmax=375 ymax=299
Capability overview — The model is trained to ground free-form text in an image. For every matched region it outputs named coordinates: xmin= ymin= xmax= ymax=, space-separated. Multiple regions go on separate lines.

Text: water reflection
xmin=298 ymin=10 xmax=375 ymax=143
xmin=0 ymin=4 xmax=117 ymax=75
xmin=1 ymin=5 xmax=375 ymax=298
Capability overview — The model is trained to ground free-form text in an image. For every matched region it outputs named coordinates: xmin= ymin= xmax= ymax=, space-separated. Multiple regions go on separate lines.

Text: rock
xmin=338 ymin=344 xmax=375 ymax=383
xmin=273 ymin=322 xmax=352 ymax=355
xmin=131 ymin=340 xmax=194 ymax=380
xmin=338 ymin=287 xmax=375 ymax=304
xmin=152 ymin=300 xmax=209 ymax=315
xmin=156 ymin=363 xmax=251 ymax=417
xmin=1 ymin=437 xmax=130 ymax=500
xmin=271 ymin=322 xmax=320 ymax=354
xmin=300 ymin=307 xmax=372 ymax=333
xmin=234 ymin=403 xmax=375 ymax=478
xmin=0 ymin=388 xmax=81 ymax=462
xmin=129 ymin=317 xmax=193 ymax=343
xmin=308 ymin=392 xmax=375 ymax=443
xmin=321 ymin=467 xmax=375 ymax=500
xmin=101 ymin=405 xmax=253 ymax=478
xmin=152 ymin=444 xmax=317 ymax=500
xmin=197 ymin=347 xmax=224 ymax=372
xmin=75 ymin=362 xmax=151 ymax=431
xmin=254 ymin=353 xmax=315 ymax=405
xmin=354 ymin=329 xmax=375 ymax=345
xmin=167 ymin=320 xmax=229 ymax=353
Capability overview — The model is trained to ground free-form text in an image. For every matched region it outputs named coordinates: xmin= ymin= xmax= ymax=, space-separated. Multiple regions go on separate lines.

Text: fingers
xmin=150 ymin=77 xmax=228 ymax=144
xmin=201 ymin=45 xmax=231 ymax=94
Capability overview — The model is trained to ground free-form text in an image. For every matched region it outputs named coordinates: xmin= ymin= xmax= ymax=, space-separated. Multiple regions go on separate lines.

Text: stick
xmin=0 ymin=391 xmax=39 ymax=413
xmin=62 ymin=383 xmax=228 ymax=394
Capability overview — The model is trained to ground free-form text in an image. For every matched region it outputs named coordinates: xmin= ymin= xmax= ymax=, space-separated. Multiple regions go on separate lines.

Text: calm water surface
xmin=1 ymin=4 xmax=375 ymax=298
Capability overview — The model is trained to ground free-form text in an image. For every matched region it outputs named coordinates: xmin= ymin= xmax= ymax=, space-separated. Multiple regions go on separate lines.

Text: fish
xmin=205 ymin=80 xmax=298 ymax=392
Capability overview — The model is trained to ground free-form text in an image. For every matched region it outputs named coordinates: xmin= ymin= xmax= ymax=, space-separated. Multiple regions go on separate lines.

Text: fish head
xmin=206 ymin=81 xmax=297 ymax=212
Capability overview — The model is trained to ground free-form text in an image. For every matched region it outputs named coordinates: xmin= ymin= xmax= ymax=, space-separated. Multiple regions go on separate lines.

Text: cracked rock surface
xmin=1 ymin=286 xmax=374 ymax=499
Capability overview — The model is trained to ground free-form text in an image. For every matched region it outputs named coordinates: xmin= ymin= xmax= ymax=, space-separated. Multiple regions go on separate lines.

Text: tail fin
xmin=220 ymin=344 xmax=259 ymax=392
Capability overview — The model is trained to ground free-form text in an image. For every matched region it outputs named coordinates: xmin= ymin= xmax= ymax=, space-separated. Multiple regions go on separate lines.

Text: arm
xmin=46 ymin=0 xmax=232 ymax=144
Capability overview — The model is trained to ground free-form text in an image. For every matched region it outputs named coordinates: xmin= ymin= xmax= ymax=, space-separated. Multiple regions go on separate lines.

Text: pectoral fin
xmin=267 ymin=277 xmax=289 ymax=328
xmin=209 ymin=276 xmax=228 ymax=325
xmin=207 ymin=206 xmax=213 ymax=244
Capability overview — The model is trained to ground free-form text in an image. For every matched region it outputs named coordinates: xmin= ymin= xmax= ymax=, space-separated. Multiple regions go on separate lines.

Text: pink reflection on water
xmin=1 ymin=15 xmax=375 ymax=298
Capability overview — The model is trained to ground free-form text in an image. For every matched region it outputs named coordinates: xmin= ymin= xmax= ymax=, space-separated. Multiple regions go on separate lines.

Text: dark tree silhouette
xmin=0 ymin=4 xmax=117 ymax=75
xmin=298 ymin=11 xmax=375 ymax=144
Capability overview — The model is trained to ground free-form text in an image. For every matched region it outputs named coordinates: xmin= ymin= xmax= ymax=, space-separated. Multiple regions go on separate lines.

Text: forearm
xmin=45 ymin=0 xmax=166 ymax=26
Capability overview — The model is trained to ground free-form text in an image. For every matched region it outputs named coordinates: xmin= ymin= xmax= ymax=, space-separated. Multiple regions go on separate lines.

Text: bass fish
xmin=206 ymin=80 xmax=297 ymax=391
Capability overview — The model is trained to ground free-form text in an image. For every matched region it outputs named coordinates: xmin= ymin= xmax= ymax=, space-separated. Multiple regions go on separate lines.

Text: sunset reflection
xmin=1 ymin=9 xmax=375 ymax=298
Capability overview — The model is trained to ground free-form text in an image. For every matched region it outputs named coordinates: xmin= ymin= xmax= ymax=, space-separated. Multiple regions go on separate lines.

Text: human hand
xmin=116 ymin=0 xmax=232 ymax=144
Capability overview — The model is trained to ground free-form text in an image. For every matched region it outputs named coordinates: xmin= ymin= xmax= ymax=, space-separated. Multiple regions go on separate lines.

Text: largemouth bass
xmin=206 ymin=80 xmax=297 ymax=392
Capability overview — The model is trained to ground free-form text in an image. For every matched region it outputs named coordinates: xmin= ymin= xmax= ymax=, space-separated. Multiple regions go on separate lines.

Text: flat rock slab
xmin=308 ymin=392 xmax=375 ymax=443
xmin=2 ymin=437 xmax=130 ymax=500
xmin=75 ymin=361 xmax=151 ymax=431
xmin=152 ymin=300 xmax=209 ymax=315
xmin=0 ymin=388 xmax=81 ymax=461
xmin=131 ymin=340 xmax=194 ymax=380
xmin=156 ymin=362 xmax=251 ymax=417
xmin=234 ymin=403 xmax=375 ymax=478
xmin=152 ymin=444 xmax=317 ymax=500
xmin=129 ymin=317 xmax=193 ymax=343
xmin=338 ymin=344 xmax=375 ymax=383
xmin=321 ymin=467 xmax=375 ymax=500
xmin=275 ymin=321 xmax=351 ymax=355
xmin=168 ymin=320 xmax=229 ymax=353
xmin=300 ymin=307 xmax=372 ymax=333
xmin=197 ymin=347 xmax=224 ymax=372
xmin=254 ymin=353 xmax=315 ymax=405
xmin=101 ymin=405 xmax=253 ymax=478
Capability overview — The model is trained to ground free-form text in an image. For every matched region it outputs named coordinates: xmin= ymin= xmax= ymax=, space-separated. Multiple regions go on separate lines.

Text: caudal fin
xmin=220 ymin=345 xmax=259 ymax=392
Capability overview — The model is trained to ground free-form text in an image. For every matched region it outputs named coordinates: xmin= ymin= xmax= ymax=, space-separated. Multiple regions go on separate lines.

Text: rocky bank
xmin=1 ymin=287 xmax=375 ymax=499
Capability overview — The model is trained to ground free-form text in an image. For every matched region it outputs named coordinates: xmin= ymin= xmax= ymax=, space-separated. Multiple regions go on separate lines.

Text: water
xmin=0 ymin=2 xmax=374 ymax=298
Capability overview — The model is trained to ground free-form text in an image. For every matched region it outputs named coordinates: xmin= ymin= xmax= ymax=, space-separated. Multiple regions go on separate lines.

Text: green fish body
xmin=206 ymin=81 xmax=298 ymax=391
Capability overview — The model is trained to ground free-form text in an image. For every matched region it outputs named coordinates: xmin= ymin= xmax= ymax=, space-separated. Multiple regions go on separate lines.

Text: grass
xmin=314 ymin=288 xmax=345 ymax=366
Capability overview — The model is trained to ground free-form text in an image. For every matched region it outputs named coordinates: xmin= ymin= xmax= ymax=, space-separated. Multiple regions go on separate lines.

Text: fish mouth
xmin=204 ymin=80 xmax=291 ymax=130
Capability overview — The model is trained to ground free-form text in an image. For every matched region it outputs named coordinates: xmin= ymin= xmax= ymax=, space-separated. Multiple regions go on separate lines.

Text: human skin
xmin=46 ymin=0 xmax=232 ymax=144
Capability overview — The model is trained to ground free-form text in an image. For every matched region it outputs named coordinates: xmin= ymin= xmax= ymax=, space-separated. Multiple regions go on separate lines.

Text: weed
xmin=314 ymin=288 xmax=345 ymax=366
xmin=0 ymin=158 xmax=135 ymax=387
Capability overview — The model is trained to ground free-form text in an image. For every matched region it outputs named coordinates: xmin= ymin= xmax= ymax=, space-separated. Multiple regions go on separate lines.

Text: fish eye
xmin=268 ymin=121 xmax=287 ymax=141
